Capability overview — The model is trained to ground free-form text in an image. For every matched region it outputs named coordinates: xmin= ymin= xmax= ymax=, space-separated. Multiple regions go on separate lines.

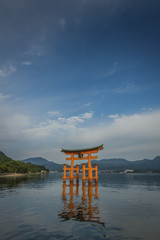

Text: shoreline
xmin=0 ymin=172 xmax=41 ymax=178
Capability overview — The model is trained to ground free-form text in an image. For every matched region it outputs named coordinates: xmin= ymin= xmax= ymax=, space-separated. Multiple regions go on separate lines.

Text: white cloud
xmin=105 ymin=61 xmax=119 ymax=77
xmin=22 ymin=112 xmax=94 ymax=139
xmin=74 ymin=110 xmax=160 ymax=160
xmin=0 ymin=113 xmax=30 ymax=140
xmin=81 ymin=112 xmax=93 ymax=119
xmin=58 ymin=112 xmax=93 ymax=125
xmin=24 ymin=28 xmax=47 ymax=57
xmin=84 ymin=102 xmax=91 ymax=107
xmin=91 ymin=82 xmax=139 ymax=97
xmin=48 ymin=111 xmax=60 ymax=116
xmin=22 ymin=61 xmax=32 ymax=66
xmin=113 ymin=83 xmax=137 ymax=94
xmin=0 ymin=64 xmax=16 ymax=77
xmin=105 ymin=69 xmax=117 ymax=77
xmin=0 ymin=93 xmax=10 ymax=102
xmin=0 ymin=107 xmax=160 ymax=162
xmin=25 ymin=110 xmax=160 ymax=159
xmin=24 ymin=44 xmax=45 ymax=56
xmin=108 ymin=114 xmax=119 ymax=119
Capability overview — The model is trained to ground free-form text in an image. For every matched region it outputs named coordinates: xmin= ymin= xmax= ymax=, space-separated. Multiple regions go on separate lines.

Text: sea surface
xmin=0 ymin=173 xmax=160 ymax=240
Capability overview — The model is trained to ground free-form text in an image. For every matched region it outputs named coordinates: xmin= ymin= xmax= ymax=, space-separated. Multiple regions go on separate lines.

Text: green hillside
xmin=0 ymin=151 xmax=49 ymax=174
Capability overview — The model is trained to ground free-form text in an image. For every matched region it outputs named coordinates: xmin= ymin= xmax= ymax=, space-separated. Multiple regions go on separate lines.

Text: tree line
xmin=0 ymin=151 xmax=49 ymax=174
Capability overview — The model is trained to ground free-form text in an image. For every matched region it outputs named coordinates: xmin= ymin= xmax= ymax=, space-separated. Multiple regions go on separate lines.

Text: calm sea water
xmin=0 ymin=173 xmax=160 ymax=240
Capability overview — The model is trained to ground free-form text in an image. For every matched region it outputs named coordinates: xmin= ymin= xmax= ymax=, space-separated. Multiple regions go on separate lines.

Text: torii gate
xmin=61 ymin=144 xmax=103 ymax=183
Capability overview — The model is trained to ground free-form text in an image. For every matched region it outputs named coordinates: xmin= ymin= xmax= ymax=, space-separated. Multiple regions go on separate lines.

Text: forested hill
xmin=0 ymin=151 xmax=12 ymax=161
xmin=0 ymin=151 xmax=49 ymax=174
xmin=22 ymin=157 xmax=63 ymax=171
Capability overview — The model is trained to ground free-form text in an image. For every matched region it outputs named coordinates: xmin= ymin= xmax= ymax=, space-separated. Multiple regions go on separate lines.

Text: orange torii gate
xmin=61 ymin=144 xmax=103 ymax=183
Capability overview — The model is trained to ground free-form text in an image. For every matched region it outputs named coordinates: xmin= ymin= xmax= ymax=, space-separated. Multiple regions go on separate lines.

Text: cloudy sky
xmin=0 ymin=0 xmax=160 ymax=163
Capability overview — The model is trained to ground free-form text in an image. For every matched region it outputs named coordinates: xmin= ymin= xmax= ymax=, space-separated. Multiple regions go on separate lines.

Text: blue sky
xmin=0 ymin=0 xmax=160 ymax=162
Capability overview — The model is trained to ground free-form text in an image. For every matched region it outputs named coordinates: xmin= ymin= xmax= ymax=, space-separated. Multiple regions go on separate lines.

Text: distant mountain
xmin=132 ymin=156 xmax=160 ymax=170
xmin=21 ymin=156 xmax=160 ymax=172
xmin=92 ymin=158 xmax=130 ymax=170
xmin=2 ymin=150 xmax=159 ymax=172
xmin=93 ymin=156 xmax=160 ymax=171
xmin=22 ymin=157 xmax=63 ymax=171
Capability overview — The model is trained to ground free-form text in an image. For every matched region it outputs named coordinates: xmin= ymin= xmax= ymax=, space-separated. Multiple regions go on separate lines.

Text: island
xmin=0 ymin=151 xmax=49 ymax=176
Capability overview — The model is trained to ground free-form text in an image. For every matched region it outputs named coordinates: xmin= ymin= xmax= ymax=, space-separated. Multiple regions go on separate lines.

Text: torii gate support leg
xmin=93 ymin=164 xmax=98 ymax=183
xmin=88 ymin=153 xmax=93 ymax=183
xmin=82 ymin=163 xmax=86 ymax=185
xmin=70 ymin=154 xmax=74 ymax=182
xmin=76 ymin=165 xmax=79 ymax=182
xmin=63 ymin=164 xmax=67 ymax=182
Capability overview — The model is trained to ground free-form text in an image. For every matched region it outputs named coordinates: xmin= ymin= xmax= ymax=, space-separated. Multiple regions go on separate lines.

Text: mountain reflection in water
xmin=59 ymin=181 xmax=104 ymax=226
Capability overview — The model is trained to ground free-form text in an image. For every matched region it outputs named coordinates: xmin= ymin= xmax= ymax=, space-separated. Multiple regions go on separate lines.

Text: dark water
xmin=0 ymin=173 xmax=160 ymax=240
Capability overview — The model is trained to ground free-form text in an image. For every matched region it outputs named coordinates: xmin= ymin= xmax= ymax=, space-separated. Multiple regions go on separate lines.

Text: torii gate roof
xmin=61 ymin=144 xmax=103 ymax=153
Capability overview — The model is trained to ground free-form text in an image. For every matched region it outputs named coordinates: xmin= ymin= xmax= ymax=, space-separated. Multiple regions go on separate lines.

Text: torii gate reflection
xmin=59 ymin=181 xmax=104 ymax=225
